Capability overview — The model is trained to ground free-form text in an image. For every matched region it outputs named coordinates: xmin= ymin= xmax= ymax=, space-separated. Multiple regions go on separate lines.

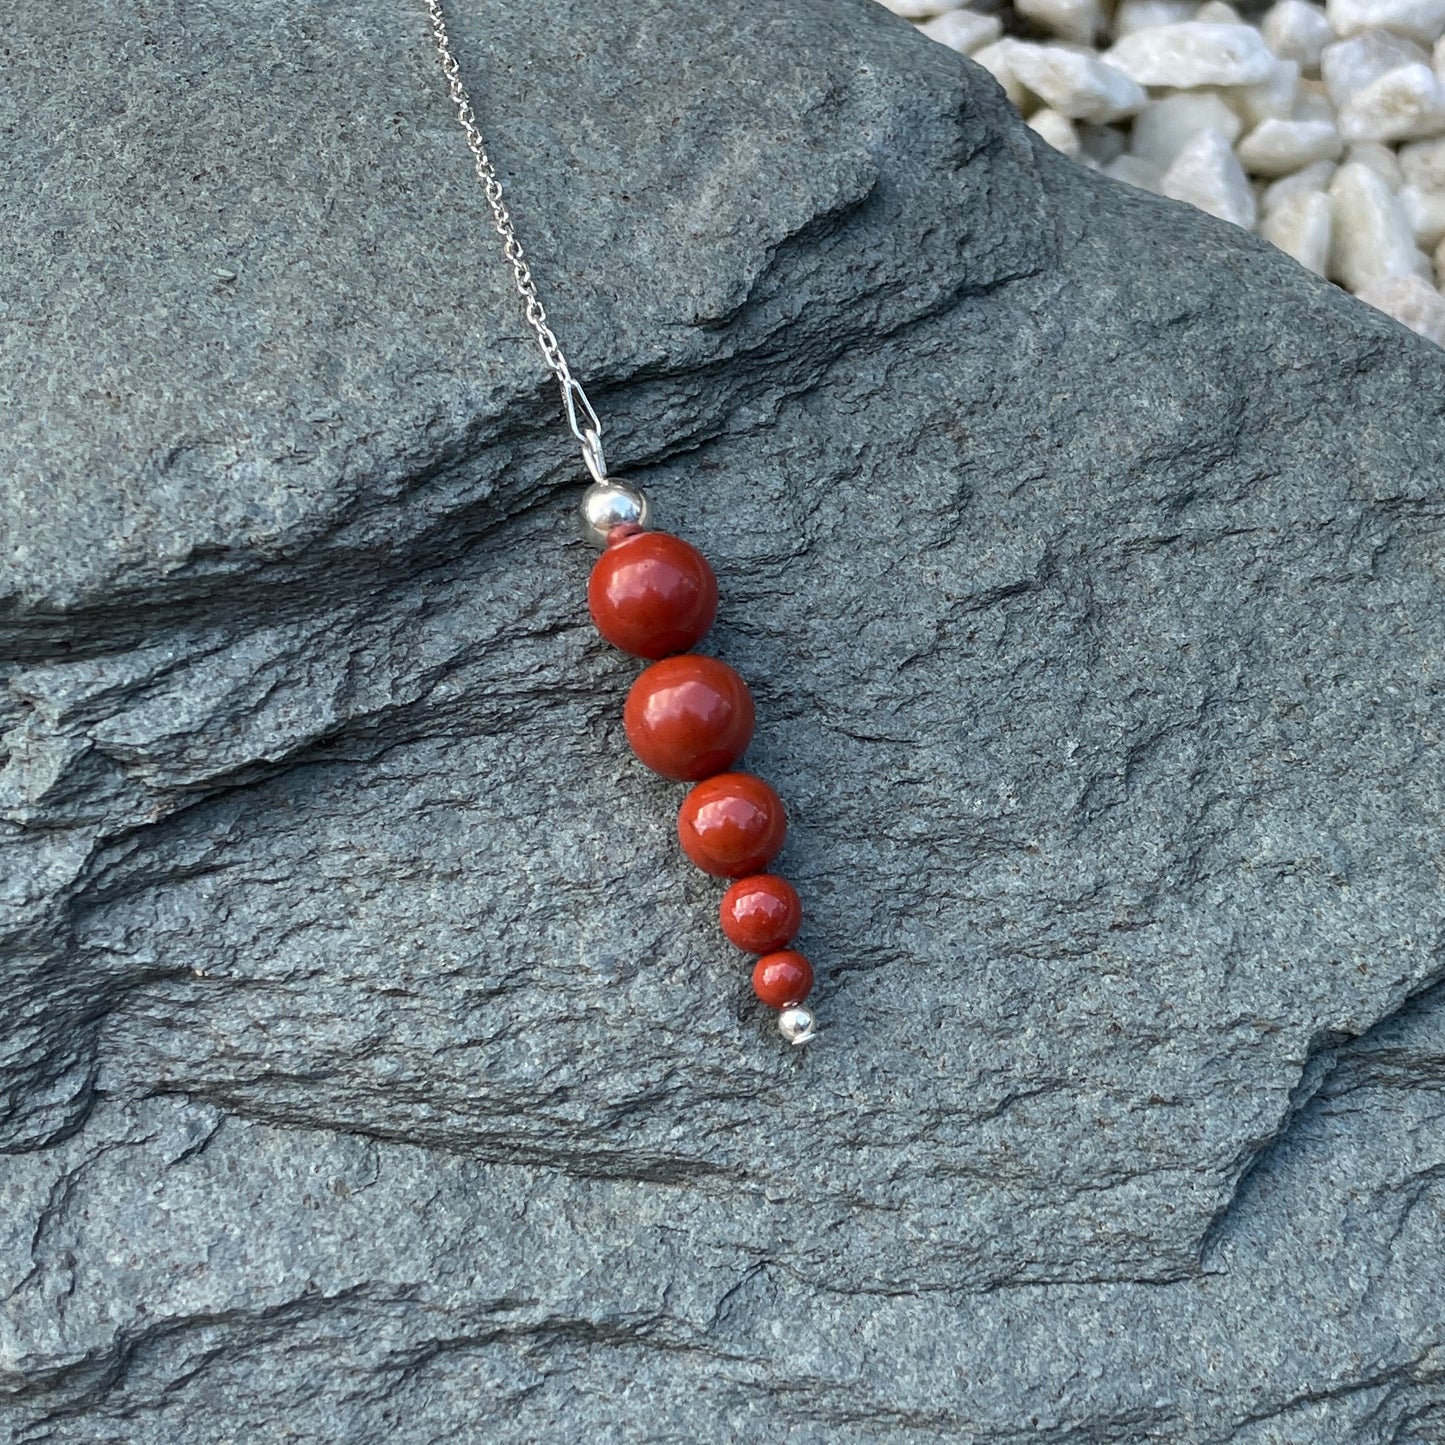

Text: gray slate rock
xmin=3 ymin=0 xmax=1445 ymax=1439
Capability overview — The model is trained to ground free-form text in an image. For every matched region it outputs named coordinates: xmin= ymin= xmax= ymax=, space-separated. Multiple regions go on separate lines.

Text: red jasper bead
xmin=719 ymin=874 xmax=802 ymax=954
xmin=752 ymin=949 xmax=813 ymax=1009
xmin=624 ymin=654 xmax=755 ymax=781
xmin=587 ymin=529 xmax=718 ymax=660
xmin=676 ymin=772 xmax=787 ymax=878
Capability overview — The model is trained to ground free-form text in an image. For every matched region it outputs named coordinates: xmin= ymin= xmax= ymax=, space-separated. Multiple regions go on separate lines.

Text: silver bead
xmin=579 ymin=479 xmax=650 ymax=547
xmin=777 ymin=1006 xmax=817 ymax=1046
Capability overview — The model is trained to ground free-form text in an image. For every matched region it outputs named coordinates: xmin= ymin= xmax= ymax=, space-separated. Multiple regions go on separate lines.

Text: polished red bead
xmin=624 ymin=654 xmax=755 ymax=781
xmin=719 ymin=874 xmax=802 ymax=954
xmin=676 ymin=771 xmax=787 ymax=878
xmin=752 ymin=949 xmax=813 ymax=1009
xmin=587 ymin=530 xmax=718 ymax=659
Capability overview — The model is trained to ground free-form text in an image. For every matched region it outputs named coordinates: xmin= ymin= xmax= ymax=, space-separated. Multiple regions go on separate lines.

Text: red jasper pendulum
xmin=420 ymin=0 xmax=817 ymax=1043
xmin=581 ymin=481 xmax=819 ymax=1045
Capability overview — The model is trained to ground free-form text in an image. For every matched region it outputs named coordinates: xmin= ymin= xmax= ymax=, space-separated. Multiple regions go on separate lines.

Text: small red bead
xmin=719 ymin=874 xmax=802 ymax=954
xmin=752 ymin=949 xmax=813 ymax=1009
xmin=676 ymin=771 xmax=787 ymax=878
xmin=587 ymin=530 xmax=718 ymax=659
xmin=624 ymin=654 xmax=755 ymax=781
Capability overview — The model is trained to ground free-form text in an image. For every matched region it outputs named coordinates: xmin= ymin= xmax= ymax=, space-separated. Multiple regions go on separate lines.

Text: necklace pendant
xmin=580 ymin=481 xmax=818 ymax=1046
xmin=422 ymin=0 xmax=813 ymax=1047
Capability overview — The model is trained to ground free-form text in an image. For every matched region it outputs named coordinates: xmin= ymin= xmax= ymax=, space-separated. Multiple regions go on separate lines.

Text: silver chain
xmin=423 ymin=0 xmax=607 ymax=483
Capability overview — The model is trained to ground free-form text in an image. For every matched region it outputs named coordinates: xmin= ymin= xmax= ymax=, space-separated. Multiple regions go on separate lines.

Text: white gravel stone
xmin=918 ymin=9 xmax=1004 ymax=52
xmin=1347 ymin=138 xmax=1407 ymax=183
xmin=1228 ymin=58 xmax=1303 ymax=124
xmin=878 ymin=0 xmax=967 ymax=17
xmin=1029 ymin=106 xmax=1084 ymax=153
xmin=1355 ymin=273 xmax=1445 ymax=342
xmin=1321 ymin=29 xmax=1430 ymax=107
xmin=1104 ymin=153 xmax=1167 ymax=188
xmin=1195 ymin=0 xmax=1244 ymax=22
xmin=1327 ymin=160 xmax=1433 ymax=286
xmin=1262 ymin=157 xmax=1340 ymax=207
xmin=1016 ymin=0 xmax=1103 ymax=44
xmin=1106 ymin=21 xmax=1281 ymax=87
xmin=1292 ymin=80 xmax=1338 ymax=120
xmin=1261 ymin=0 xmax=1334 ymax=73
xmin=1160 ymin=126 xmax=1259 ymax=223
xmin=1399 ymin=135 xmax=1445 ymax=188
xmin=971 ymin=39 xmax=1030 ymax=107
xmin=1079 ymin=122 xmax=1128 ymax=164
xmin=1325 ymin=0 xmax=1445 ymax=46
xmin=1259 ymin=187 xmax=1334 ymax=269
xmin=1009 ymin=42 xmax=1149 ymax=120
xmin=1238 ymin=116 xmax=1345 ymax=173
xmin=1131 ymin=92 xmax=1243 ymax=167
xmin=1436 ymin=234 xmax=1445 ymax=283
xmin=1114 ymin=0 xmax=1197 ymax=34
xmin=1338 ymin=63 xmax=1445 ymax=141
xmin=1399 ymin=182 xmax=1445 ymax=244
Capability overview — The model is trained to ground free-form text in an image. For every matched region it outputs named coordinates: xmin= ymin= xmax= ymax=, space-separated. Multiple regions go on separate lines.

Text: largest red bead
xmin=624 ymin=654 xmax=755 ymax=781
xmin=587 ymin=530 xmax=718 ymax=659
xmin=676 ymin=772 xmax=787 ymax=878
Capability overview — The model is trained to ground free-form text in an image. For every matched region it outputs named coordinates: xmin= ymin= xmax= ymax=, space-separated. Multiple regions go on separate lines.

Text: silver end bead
xmin=579 ymin=478 xmax=650 ymax=547
xmin=777 ymin=1006 xmax=817 ymax=1046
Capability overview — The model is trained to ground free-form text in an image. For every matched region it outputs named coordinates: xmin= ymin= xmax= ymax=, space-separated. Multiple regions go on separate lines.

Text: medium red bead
xmin=624 ymin=654 xmax=755 ymax=781
xmin=676 ymin=772 xmax=787 ymax=878
xmin=719 ymin=874 xmax=802 ymax=954
xmin=587 ymin=530 xmax=718 ymax=659
xmin=752 ymin=949 xmax=813 ymax=1009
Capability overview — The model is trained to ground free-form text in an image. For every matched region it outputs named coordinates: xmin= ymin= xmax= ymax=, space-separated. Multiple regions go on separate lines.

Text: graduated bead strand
xmin=581 ymin=480 xmax=817 ymax=1045
xmin=422 ymin=1 xmax=814 ymax=1050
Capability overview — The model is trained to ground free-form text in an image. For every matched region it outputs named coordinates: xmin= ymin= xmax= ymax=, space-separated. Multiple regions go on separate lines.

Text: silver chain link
xmin=423 ymin=0 xmax=607 ymax=482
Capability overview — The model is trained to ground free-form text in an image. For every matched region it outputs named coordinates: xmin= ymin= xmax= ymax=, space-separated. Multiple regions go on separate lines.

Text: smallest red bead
xmin=752 ymin=950 xmax=813 ymax=1010
xmin=719 ymin=874 xmax=802 ymax=955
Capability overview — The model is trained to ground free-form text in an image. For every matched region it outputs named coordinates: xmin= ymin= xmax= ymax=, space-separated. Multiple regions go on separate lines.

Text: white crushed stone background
xmin=881 ymin=0 xmax=1445 ymax=348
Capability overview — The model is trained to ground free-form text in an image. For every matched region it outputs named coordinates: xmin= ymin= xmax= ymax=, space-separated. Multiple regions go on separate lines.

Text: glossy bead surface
xmin=753 ymin=949 xmax=814 ymax=1009
xmin=719 ymin=874 xmax=802 ymax=954
xmin=624 ymin=655 xmax=755 ymax=781
xmin=579 ymin=479 xmax=650 ymax=546
xmin=587 ymin=530 xmax=718 ymax=659
xmin=676 ymin=772 xmax=787 ymax=878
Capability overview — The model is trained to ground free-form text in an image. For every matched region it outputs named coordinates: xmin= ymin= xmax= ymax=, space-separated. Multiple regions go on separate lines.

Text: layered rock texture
xmin=3 ymin=0 xmax=1445 ymax=1439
